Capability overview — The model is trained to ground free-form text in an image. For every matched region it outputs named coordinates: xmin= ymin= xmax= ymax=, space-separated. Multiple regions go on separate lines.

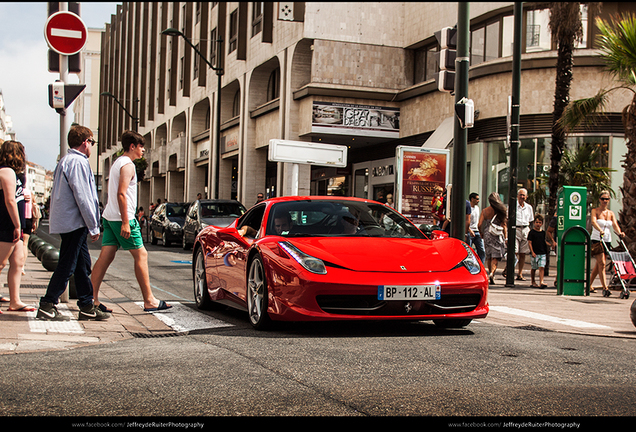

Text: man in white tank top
xmin=90 ymin=131 xmax=171 ymax=312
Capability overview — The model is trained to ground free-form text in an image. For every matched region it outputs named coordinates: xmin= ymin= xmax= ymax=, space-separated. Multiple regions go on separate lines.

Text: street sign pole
xmin=59 ymin=3 xmax=69 ymax=157
xmin=44 ymin=2 xmax=87 ymax=159
xmin=450 ymin=3 xmax=470 ymax=241
xmin=59 ymin=3 xmax=69 ymax=159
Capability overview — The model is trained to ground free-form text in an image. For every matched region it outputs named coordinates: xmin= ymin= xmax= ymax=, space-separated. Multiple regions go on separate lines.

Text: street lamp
xmin=162 ymin=27 xmax=224 ymax=199
xmin=100 ymin=91 xmax=139 ymax=132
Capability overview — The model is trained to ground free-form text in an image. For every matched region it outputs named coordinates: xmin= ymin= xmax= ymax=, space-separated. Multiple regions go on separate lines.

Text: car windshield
xmin=166 ymin=204 xmax=187 ymax=217
xmin=266 ymin=200 xmax=426 ymax=239
xmin=201 ymin=202 xmax=246 ymax=218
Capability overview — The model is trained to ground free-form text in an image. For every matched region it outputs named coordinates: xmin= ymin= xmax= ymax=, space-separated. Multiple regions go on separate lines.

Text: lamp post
xmin=100 ymin=91 xmax=139 ymax=132
xmin=161 ymin=27 xmax=224 ymax=200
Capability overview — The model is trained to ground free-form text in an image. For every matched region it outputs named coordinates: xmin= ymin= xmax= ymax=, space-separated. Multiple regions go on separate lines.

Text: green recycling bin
xmin=556 ymin=186 xmax=590 ymax=295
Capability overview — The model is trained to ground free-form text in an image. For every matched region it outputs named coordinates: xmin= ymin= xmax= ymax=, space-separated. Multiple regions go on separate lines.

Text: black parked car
xmin=182 ymin=199 xmax=247 ymax=249
xmin=150 ymin=202 xmax=190 ymax=246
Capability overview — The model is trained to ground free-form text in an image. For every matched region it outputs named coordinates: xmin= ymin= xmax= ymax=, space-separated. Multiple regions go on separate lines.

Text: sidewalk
xmin=0 ymin=252 xmax=174 ymax=354
xmin=1 ymin=252 xmax=635 ymax=355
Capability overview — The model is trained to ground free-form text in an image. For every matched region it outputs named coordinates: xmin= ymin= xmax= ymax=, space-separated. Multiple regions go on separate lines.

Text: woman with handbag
xmin=479 ymin=192 xmax=508 ymax=284
xmin=589 ymin=191 xmax=625 ymax=295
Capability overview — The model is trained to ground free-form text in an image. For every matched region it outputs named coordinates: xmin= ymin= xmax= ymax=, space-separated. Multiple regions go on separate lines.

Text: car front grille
xmin=315 ymin=294 xmax=482 ymax=316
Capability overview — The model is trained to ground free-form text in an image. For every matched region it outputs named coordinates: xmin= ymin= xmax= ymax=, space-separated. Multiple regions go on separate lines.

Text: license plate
xmin=378 ymin=285 xmax=441 ymax=301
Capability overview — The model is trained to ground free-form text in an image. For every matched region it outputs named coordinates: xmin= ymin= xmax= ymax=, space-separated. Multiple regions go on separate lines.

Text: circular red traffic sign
xmin=44 ymin=11 xmax=87 ymax=55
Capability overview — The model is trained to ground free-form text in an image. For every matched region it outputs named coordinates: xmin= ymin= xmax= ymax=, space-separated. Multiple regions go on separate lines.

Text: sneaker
xmin=36 ymin=302 xmax=70 ymax=321
xmin=78 ymin=304 xmax=111 ymax=321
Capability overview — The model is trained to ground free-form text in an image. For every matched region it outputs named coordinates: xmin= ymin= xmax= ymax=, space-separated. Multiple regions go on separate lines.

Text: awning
xmin=422 ymin=116 xmax=454 ymax=149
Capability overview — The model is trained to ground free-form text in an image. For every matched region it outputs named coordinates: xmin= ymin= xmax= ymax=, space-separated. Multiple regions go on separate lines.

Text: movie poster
xmin=396 ymin=146 xmax=450 ymax=226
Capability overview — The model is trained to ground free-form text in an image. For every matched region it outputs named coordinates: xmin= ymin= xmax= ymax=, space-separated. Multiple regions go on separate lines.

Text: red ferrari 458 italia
xmin=192 ymin=196 xmax=488 ymax=330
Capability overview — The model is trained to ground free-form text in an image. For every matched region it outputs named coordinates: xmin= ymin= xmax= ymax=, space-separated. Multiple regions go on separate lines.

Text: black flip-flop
xmin=144 ymin=300 xmax=172 ymax=312
xmin=97 ymin=303 xmax=113 ymax=313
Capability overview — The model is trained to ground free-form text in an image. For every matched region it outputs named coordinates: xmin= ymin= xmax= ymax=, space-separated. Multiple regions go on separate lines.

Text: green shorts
xmin=101 ymin=218 xmax=144 ymax=250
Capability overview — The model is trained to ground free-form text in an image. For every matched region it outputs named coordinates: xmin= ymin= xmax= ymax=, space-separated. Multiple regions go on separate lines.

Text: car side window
xmin=237 ymin=204 xmax=266 ymax=238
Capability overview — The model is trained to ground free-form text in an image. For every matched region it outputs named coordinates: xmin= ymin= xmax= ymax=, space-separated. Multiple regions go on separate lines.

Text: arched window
xmin=232 ymin=90 xmax=241 ymax=118
xmin=267 ymin=67 xmax=280 ymax=102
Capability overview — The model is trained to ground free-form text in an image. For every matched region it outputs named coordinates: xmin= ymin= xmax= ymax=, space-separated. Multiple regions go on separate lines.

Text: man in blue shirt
xmin=36 ymin=125 xmax=110 ymax=321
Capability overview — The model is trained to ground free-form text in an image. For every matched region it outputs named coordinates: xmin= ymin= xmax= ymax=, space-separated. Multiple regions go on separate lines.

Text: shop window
xmin=471 ymin=20 xmax=499 ymax=65
xmin=526 ymin=8 xmax=551 ymax=53
xmin=354 ymin=168 xmax=368 ymax=199
xmin=252 ymin=2 xmax=263 ymax=37
xmin=267 ymin=67 xmax=280 ymax=101
xmin=193 ymin=44 xmax=199 ymax=78
xmin=229 ymin=9 xmax=238 ymax=53
xmin=413 ymin=44 xmax=438 ymax=84
xmin=232 ymin=90 xmax=240 ymax=118
xmin=209 ymin=28 xmax=217 ymax=67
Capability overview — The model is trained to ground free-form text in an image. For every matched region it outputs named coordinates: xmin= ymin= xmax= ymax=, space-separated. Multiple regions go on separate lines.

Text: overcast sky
xmin=0 ymin=2 xmax=120 ymax=171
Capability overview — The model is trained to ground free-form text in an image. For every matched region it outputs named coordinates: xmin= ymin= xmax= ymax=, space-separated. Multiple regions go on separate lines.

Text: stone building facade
xmin=97 ymin=2 xmax=636 ymax=216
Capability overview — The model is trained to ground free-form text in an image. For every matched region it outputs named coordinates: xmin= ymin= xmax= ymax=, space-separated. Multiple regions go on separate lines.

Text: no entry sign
xmin=44 ymin=11 xmax=87 ymax=56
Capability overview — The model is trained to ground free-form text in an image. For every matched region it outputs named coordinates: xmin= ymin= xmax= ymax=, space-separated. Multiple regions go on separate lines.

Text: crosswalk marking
xmin=27 ymin=304 xmax=85 ymax=334
xmin=135 ymin=302 xmax=234 ymax=332
xmin=489 ymin=306 xmax=611 ymax=329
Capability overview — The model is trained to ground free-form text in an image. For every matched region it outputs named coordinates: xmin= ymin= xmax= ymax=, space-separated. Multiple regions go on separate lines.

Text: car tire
xmin=193 ymin=247 xmax=215 ymax=310
xmin=151 ymin=230 xmax=158 ymax=245
xmin=247 ymin=255 xmax=272 ymax=330
xmin=182 ymin=233 xmax=191 ymax=250
xmin=162 ymin=230 xmax=171 ymax=247
xmin=433 ymin=319 xmax=472 ymax=328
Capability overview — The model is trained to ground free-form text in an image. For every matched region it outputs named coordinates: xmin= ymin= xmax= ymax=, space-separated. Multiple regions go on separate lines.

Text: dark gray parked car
xmin=182 ymin=199 xmax=247 ymax=249
xmin=150 ymin=202 xmax=190 ymax=247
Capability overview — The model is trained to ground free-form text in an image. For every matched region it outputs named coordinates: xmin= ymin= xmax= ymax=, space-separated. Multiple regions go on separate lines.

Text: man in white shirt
xmin=90 ymin=131 xmax=171 ymax=313
xmin=467 ymin=193 xmax=485 ymax=263
xmin=515 ymin=188 xmax=534 ymax=280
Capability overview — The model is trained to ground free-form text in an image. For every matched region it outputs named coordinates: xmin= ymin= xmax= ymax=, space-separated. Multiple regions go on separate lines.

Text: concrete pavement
xmin=0 ymin=252 xmax=175 ymax=354
xmin=1 ymin=251 xmax=635 ymax=354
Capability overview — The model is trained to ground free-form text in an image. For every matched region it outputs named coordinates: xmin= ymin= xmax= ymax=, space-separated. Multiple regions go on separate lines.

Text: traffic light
xmin=47 ymin=2 xmax=81 ymax=73
xmin=434 ymin=26 xmax=457 ymax=93
xmin=48 ymin=80 xmax=86 ymax=113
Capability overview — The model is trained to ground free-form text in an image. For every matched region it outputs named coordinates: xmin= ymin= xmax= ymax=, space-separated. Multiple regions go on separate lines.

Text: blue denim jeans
xmin=41 ymin=227 xmax=94 ymax=307
xmin=468 ymin=232 xmax=486 ymax=264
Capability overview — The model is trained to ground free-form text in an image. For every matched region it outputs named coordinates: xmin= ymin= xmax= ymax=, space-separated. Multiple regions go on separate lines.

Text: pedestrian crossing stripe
xmin=489 ymin=306 xmax=611 ymax=329
xmin=135 ymin=302 xmax=234 ymax=332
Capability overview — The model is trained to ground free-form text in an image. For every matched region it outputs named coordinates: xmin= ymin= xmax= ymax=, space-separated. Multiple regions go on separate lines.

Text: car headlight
xmin=458 ymin=243 xmax=481 ymax=275
xmin=279 ymin=241 xmax=327 ymax=275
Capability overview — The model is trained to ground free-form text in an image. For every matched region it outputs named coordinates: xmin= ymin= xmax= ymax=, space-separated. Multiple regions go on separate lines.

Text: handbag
xmin=489 ymin=216 xmax=504 ymax=236
xmin=591 ymin=241 xmax=604 ymax=255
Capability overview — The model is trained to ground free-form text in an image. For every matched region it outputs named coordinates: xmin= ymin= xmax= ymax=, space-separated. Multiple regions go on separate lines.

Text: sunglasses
xmin=87 ymin=138 xmax=96 ymax=146
xmin=600 ymin=197 xmax=610 ymax=201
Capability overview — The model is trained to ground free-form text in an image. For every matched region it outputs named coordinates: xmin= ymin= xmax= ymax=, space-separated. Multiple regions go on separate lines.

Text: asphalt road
xmin=1 ymin=317 xmax=635 ymax=421
xmin=5 ymin=224 xmax=634 ymax=425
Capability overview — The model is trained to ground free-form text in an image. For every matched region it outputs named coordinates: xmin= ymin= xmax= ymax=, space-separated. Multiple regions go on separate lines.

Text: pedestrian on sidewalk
xmin=479 ymin=192 xmax=508 ymax=284
xmin=0 ymin=140 xmax=32 ymax=313
xmin=528 ymin=214 xmax=548 ymax=288
xmin=467 ymin=192 xmax=486 ymax=263
xmin=514 ymin=188 xmax=534 ymax=281
xmin=90 ymin=131 xmax=171 ymax=313
xmin=589 ymin=191 xmax=625 ymax=295
xmin=36 ymin=126 xmax=109 ymax=321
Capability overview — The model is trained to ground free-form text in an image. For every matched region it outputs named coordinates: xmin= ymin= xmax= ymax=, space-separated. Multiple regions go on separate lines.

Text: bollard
xmin=36 ymin=243 xmax=55 ymax=261
xmin=27 ymin=234 xmax=39 ymax=249
xmin=41 ymin=248 xmax=59 ymax=271
xmin=631 ymin=299 xmax=636 ymax=328
xmin=30 ymin=238 xmax=46 ymax=255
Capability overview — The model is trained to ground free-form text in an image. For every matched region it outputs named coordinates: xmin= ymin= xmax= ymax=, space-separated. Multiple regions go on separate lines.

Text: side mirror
xmin=217 ymin=226 xmax=252 ymax=247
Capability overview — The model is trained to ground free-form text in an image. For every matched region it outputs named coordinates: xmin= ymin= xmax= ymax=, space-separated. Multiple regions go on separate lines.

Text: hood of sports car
xmin=283 ymin=237 xmax=468 ymax=273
